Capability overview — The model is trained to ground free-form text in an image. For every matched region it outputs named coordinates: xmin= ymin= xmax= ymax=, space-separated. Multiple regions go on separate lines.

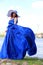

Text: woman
xmin=0 ymin=10 xmax=37 ymax=59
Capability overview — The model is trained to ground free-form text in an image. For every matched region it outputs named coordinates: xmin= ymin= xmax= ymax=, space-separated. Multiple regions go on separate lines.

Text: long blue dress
xmin=0 ymin=19 xmax=37 ymax=59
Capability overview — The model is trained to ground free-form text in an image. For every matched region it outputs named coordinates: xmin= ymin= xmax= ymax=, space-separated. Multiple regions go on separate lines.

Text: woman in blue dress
xmin=0 ymin=10 xmax=37 ymax=60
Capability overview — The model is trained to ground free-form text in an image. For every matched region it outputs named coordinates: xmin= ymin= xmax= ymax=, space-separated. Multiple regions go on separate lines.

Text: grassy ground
xmin=0 ymin=57 xmax=43 ymax=65
xmin=13 ymin=57 xmax=43 ymax=65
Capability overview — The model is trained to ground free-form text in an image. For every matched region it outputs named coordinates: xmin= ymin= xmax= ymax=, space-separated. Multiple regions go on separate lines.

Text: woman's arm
xmin=14 ymin=17 xmax=18 ymax=24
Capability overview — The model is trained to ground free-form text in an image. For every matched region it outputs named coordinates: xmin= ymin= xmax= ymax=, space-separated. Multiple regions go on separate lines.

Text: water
xmin=0 ymin=37 xmax=4 ymax=50
xmin=0 ymin=37 xmax=43 ymax=59
xmin=26 ymin=38 xmax=43 ymax=59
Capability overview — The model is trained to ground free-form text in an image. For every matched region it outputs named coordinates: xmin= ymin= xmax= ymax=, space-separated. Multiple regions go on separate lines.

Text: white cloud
xmin=32 ymin=1 xmax=43 ymax=8
xmin=32 ymin=1 xmax=43 ymax=33
xmin=32 ymin=0 xmax=43 ymax=2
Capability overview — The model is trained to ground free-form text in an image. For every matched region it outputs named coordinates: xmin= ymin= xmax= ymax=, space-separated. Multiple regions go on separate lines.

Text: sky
xmin=0 ymin=0 xmax=43 ymax=33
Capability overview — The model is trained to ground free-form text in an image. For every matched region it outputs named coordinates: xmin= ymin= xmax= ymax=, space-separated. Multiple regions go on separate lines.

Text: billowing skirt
xmin=0 ymin=24 xmax=37 ymax=59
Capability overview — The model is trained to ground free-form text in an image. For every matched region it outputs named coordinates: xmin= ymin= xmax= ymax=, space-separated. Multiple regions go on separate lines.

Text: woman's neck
xmin=11 ymin=17 xmax=14 ymax=19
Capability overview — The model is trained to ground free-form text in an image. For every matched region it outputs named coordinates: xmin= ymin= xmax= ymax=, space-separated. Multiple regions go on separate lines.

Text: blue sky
xmin=0 ymin=0 xmax=43 ymax=33
xmin=0 ymin=0 xmax=31 ymax=13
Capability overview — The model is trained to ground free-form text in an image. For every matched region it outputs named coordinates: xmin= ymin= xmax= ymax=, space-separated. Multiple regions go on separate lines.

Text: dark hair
xmin=11 ymin=12 xmax=18 ymax=17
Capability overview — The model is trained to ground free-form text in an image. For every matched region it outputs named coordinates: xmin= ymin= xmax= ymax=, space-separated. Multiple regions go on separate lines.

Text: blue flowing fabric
xmin=0 ymin=19 xmax=37 ymax=59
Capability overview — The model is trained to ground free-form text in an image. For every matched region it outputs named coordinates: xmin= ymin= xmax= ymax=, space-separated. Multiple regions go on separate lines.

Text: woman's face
xmin=13 ymin=13 xmax=16 ymax=18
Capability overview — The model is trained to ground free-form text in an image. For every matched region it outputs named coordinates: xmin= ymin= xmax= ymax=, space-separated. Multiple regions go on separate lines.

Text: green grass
xmin=12 ymin=57 xmax=43 ymax=65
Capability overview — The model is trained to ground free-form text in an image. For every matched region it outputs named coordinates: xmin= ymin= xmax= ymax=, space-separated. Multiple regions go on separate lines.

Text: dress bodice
xmin=8 ymin=18 xmax=18 ymax=25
